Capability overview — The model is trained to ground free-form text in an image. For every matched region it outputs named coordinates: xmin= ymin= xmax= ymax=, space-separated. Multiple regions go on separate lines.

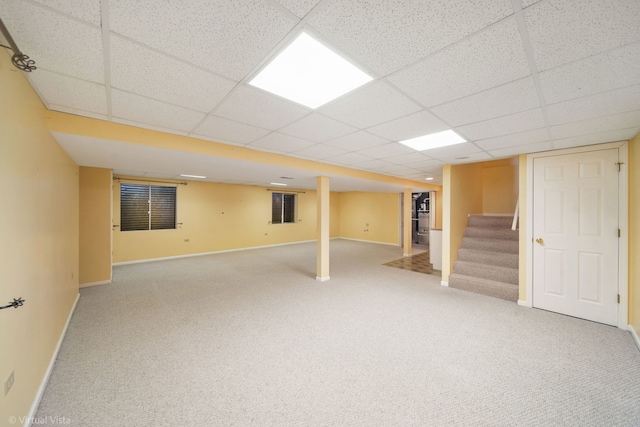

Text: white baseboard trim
xmin=441 ymin=281 xmax=449 ymax=287
xmin=316 ymin=276 xmax=330 ymax=282
xmin=113 ymin=240 xmax=316 ymax=266
xmin=630 ymin=325 xmax=640 ymax=351
xmin=517 ymin=299 xmax=532 ymax=307
xmin=79 ymin=279 xmax=111 ymax=288
xmin=26 ymin=293 xmax=79 ymax=427
xmin=338 ymin=237 xmax=399 ymax=246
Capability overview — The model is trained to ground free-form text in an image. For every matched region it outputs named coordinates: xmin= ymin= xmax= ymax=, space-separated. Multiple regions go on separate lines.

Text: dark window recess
xmin=271 ymin=192 xmax=295 ymax=224
xmin=121 ymin=184 xmax=176 ymax=231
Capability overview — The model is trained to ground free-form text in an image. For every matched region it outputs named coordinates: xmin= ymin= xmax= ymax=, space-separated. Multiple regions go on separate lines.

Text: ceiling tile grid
xmin=307 ymin=0 xmax=513 ymax=76
xmin=524 ymin=0 xmax=640 ymax=72
xmin=1 ymin=0 xmax=639 ymax=189
xmin=108 ymin=0 xmax=298 ymax=80
xmin=387 ymin=17 xmax=531 ymax=108
xmin=191 ymin=115 xmax=271 ymax=146
xmin=0 ymin=0 xmax=104 ymax=83
xmin=538 ymin=43 xmax=640 ymax=105
xmin=430 ymin=77 xmax=540 ymax=127
xmin=28 ymin=70 xmax=108 ymax=115
xmin=109 ymin=36 xmax=238 ymax=113
xmin=278 ymin=113 xmax=358 ymax=143
xmin=213 ymin=86 xmax=310 ymax=130
xmin=320 ymin=80 xmax=422 ymax=129
xmin=111 ymin=89 xmax=207 ymax=133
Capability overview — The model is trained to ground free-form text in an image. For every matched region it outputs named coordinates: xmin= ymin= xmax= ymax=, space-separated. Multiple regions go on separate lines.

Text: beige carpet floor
xmin=36 ymin=240 xmax=640 ymax=426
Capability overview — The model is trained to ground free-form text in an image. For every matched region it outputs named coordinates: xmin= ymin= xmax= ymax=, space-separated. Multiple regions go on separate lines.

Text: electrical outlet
xmin=5 ymin=371 xmax=14 ymax=396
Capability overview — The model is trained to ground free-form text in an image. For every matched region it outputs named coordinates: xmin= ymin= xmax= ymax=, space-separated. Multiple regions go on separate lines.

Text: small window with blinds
xmin=121 ymin=184 xmax=177 ymax=231
xmin=271 ymin=192 xmax=296 ymax=224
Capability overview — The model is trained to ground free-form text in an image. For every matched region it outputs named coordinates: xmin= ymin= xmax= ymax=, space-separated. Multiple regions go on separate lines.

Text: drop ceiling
xmin=1 ymin=0 xmax=639 ymax=190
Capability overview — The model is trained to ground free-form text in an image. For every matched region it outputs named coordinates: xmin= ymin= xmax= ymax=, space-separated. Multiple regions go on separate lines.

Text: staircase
xmin=448 ymin=215 xmax=519 ymax=302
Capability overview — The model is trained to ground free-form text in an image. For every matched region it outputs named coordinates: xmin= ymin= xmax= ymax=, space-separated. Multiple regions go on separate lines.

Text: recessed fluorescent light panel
xmin=180 ymin=174 xmax=206 ymax=179
xmin=270 ymin=182 xmax=288 ymax=186
xmin=399 ymin=130 xmax=466 ymax=151
xmin=249 ymin=32 xmax=373 ymax=109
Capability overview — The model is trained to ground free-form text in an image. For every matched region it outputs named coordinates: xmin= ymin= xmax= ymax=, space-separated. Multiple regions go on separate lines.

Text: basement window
xmin=271 ymin=193 xmax=296 ymax=224
xmin=120 ymin=184 xmax=177 ymax=231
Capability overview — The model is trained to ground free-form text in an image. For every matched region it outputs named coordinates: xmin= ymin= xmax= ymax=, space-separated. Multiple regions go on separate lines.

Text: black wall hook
xmin=0 ymin=298 xmax=25 ymax=310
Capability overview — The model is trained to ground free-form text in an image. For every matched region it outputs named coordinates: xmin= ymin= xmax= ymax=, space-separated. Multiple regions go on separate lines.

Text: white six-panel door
xmin=532 ymin=149 xmax=619 ymax=326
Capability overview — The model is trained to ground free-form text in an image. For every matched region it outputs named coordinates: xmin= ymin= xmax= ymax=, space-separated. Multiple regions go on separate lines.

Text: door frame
xmin=524 ymin=141 xmax=629 ymax=329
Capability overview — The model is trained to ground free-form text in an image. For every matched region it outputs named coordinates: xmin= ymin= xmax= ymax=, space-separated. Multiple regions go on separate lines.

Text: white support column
xmin=403 ymin=188 xmax=412 ymax=257
xmin=316 ymin=176 xmax=330 ymax=281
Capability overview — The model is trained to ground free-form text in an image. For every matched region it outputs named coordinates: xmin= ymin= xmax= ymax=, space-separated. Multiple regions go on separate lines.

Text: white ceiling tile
xmin=279 ymin=113 xmax=357 ymax=142
xmin=0 ymin=1 xmax=104 ymax=82
xmin=441 ymin=152 xmax=494 ymax=165
xmin=324 ymin=131 xmax=389 ymax=151
xmin=431 ymin=78 xmax=540 ymax=126
xmin=546 ymin=85 xmax=640 ymax=126
xmin=358 ymin=143 xmax=416 ymax=159
xmin=272 ymin=0 xmax=321 ymax=18
xmin=385 ymin=153 xmax=435 ymax=165
xmin=308 ymin=0 xmax=512 ymax=76
xmin=403 ymin=159 xmax=446 ymax=170
xmin=550 ymin=110 xmax=640 ymax=140
xmin=110 ymin=36 xmax=237 ymax=113
xmin=525 ymin=0 xmax=640 ymax=71
xmin=214 ymin=86 xmax=310 ymax=130
xmin=366 ymin=110 xmax=449 ymax=142
xmin=552 ymin=128 xmax=640 ymax=150
xmin=111 ymin=117 xmax=190 ymax=137
xmin=31 ymin=0 xmax=101 ymax=25
xmin=324 ymin=152 xmax=374 ymax=166
xmin=521 ymin=0 xmax=542 ymax=7
xmin=539 ymin=44 xmax=640 ymax=105
xmin=192 ymin=115 xmax=271 ymax=145
xmin=28 ymin=70 xmax=107 ymax=115
xmin=388 ymin=18 xmax=531 ymax=107
xmin=475 ymin=128 xmax=549 ymax=151
xmin=290 ymin=144 xmax=348 ymax=160
xmin=111 ymin=90 xmax=206 ymax=133
xmin=374 ymin=164 xmax=422 ymax=175
xmin=488 ymin=141 xmax=554 ymax=158
xmin=456 ymin=108 xmax=546 ymax=141
xmin=248 ymin=132 xmax=315 ymax=153
xmin=422 ymin=142 xmax=484 ymax=160
xmin=109 ymin=0 xmax=297 ymax=80
xmin=352 ymin=159 xmax=396 ymax=170
xmin=320 ymin=81 xmax=421 ymax=128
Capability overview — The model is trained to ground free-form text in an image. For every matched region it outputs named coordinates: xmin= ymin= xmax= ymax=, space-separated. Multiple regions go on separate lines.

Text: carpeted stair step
xmin=457 ymin=248 xmax=519 ymax=269
xmin=448 ymin=273 xmax=518 ymax=302
xmin=465 ymin=226 xmax=518 ymax=241
xmin=461 ymin=237 xmax=519 ymax=254
xmin=468 ymin=215 xmax=513 ymax=229
xmin=453 ymin=260 xmax=518 ymax=285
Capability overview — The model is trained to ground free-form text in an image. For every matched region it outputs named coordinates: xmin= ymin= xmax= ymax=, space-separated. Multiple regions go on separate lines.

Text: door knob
xmin=535 ymin=238 xmax=544 ymax=245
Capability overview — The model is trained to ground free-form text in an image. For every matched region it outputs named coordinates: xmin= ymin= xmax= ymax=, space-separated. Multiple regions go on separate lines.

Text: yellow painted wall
xmin=482 ymin=158 xmax=519 ymax=214
xmin=113 ymin=177 xmax=324 ymax=263
xmin=337 ymin=192 xmax=400 ymax=245
xmin=330 ymin=192 xmax=341 ymax=238
xmin=442 ymin=163 xmax=484 ymax=282
xmin=629 ymin=134 xmax=640 ymax=336
xmin=434 ymin=190 xmax=443 ymax=229
xmin=79 ymin=167 xmax=112 ymax=285
xmin=0 ymin=51 xmax=79 ymax=421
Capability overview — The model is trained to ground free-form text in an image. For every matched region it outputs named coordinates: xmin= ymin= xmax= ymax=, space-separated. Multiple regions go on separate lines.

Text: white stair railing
xmin=511 ymin=199 xmax=519 ymax=231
